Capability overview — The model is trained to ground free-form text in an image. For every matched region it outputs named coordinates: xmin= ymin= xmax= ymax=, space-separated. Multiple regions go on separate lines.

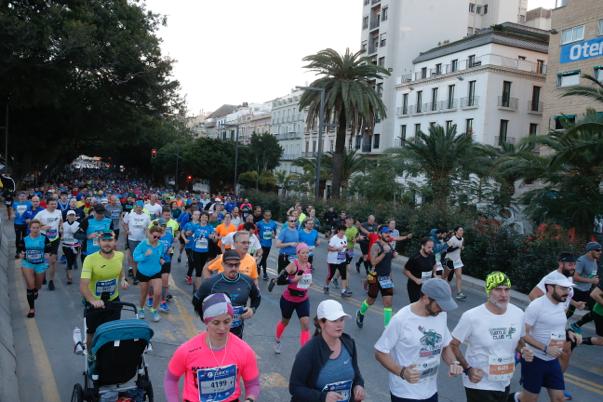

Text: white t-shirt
xmin=327 ymin=235 xmax=347 ymax=264
xmin=374 ymin=305 xmax=452 ymax=400
xmin=123 ymin=211 xmax=151 ymax=241
xmin=34 ymin=209 xmax=62 ymax=241
xmin=223 ymin=232 xmax=261 ymax=255
xmin=524 ymin=295 xmax=567 ymax=361
xmin=446 ymin=236 xmax=463 ymax=263
xmin=144 ymin=202 xmax=163 ymax=219
xmin=61 ymin=221 xmax=80 ymax=246
xmin=536 ymin=270 xmax=574 ymax=310
xmin=452 ymin=304 xmax=525 ymax=391
xmin=231 ymin=216 xmax=242 ymax=227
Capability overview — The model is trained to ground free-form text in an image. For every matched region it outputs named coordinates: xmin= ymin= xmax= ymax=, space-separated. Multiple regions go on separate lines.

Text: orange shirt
xmin=215 ymin=223 xmax=236 ymax=248
xmin=208 ymin=253 xmax=258 ymax=280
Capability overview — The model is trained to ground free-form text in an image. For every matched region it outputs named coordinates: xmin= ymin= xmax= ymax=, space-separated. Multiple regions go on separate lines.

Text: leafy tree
xmin=561 ymin=74 xmax=603 ymax=103
xmin=274 ymin=170 xmax=296 ymax=197
xmin=321 ymin=149 xmax=366 ymax=195
xmin=299 ymin=48 xmax=389 ymax=198
xmin=350 ymin=157 xmax=401 ymax=202
xmin=248 ymin=132 xmax=283 ymax=189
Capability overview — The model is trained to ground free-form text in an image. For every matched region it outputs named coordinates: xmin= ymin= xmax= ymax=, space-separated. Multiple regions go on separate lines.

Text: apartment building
xmin=216 ymin=102 xmax=272 ymax=144
xmin=542 ymin=0 xmax=603 ymax=131
xmin=395 ymin=23 xmax=549 ymax=147
xmin=359 ymin=0 xmax=529 ymax=152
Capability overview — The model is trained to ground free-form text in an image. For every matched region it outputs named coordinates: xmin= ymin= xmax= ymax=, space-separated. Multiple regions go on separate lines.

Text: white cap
xmin=66 ymin=210 xmax=77 ymax=216
xmin=317 ymin=299 xmax=350 ymax=321
xmin=544 ymin=272 xmax=575 ymax=288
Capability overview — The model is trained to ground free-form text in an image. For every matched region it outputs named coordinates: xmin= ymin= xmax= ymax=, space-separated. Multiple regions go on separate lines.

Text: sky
xmin=145 ymin=0 xmax=557 ymax=116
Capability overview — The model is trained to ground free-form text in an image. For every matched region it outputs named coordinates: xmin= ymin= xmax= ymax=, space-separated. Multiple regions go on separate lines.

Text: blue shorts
xmin=520 ymin=356 xmax=565 ymax=394
xmin=22 ymin=263 xmax=48 ymax=274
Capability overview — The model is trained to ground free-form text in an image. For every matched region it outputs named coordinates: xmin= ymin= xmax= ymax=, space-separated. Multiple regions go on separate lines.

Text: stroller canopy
xmin=91 ymin=319 xmax=154 ymax=356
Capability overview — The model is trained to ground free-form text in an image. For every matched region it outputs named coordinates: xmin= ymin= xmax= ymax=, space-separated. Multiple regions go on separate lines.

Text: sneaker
xmin=563 ymin=390 xmax=572 ymax=400
xmin=166 ymin=294 xmax=173 ymax=302
xmin=128 ymin=268 xmax=134 ymax=278
xmin=513 ymin=391 xmax=520 ymax=402
xmin=262 ymin=273 xmax=269 ymax=281
xmin=185 ymin=275 xmax=192 ymax=285
xmin=48 ymin=280 xmax=55 ymax=291
xmin=273 ymin=340 xmax=282 ymax=354
xmin=268 ymin=278 xmax=276 ymax=292
xmin=341 ymin=289 xmax=352 ymax=298
xmin=332 ymin=278 xmax=339 ymax=289
xmin=159 ymin=302 xmax=169 ymax=313
xmin=138 ymin=308 xmax=145 ymax=319
xmin=151 ymin=308 xmax=161 ymax=322
xmin=323 ymin=286 xmax=329 ymax=294
xmin=146 ymin=297 xmax=153 ymax=308
xmin=456 ymin=292 xmax=466 ymax=300
xmin=355 ymin=310 xmax=364 ymax=329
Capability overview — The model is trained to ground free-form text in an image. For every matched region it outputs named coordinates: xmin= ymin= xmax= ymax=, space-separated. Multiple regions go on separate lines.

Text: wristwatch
xmin=463 ymin=366 xmax=472 ymax=376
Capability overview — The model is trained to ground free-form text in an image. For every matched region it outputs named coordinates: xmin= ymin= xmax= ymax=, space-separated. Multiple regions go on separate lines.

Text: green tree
xmin=248 ymin=132 xmax=283 ymax=189
xmin=350 ymin=157 xmax=401 ymax=202
xmin=299 ymin=48 xmax=389 ymax=198
xmin=274 ymin=170 xmax=295 ymax=197
xmin=561 ymin=74 xmax=603 ymax=103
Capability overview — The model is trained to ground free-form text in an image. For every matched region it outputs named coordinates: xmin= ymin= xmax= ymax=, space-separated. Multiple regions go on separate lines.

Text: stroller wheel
xmin=71 ymin=384 xmax=84 ymax=402
xmin=145 ymin=380 xmax=154 ymax=402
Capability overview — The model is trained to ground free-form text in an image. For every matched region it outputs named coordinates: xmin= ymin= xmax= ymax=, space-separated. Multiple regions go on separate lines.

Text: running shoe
xmin=341 ymin=289 xmax=352 ymax=298
xmin=151 ymin=308 xmax=161 ymax=322
xmin=332 ymin=278 xmax=340 ymax=289
xmin=166 ymin=294 xmax=174 ymax=302
xmin=48 ymin=280 xmax=55 ymax=291
xmin=138 ymin=308 xmax=145 ymax=319
xmin=563 ymin=390 xmax=572 ymax=400
xmin=355 ymin=310 xmax=364 ymax=329
xmin=323 ymin=286 xmax=329 ymax=294
xmin=146 ymin=297 xmax=153 ymax=308
xmin=268 ymin=278 xmax=276 ymax=292
xmin=273 ymin=340 xmax=282 ymax=354
xmin=262 ymin=273 xmax=269 ymax=281
xmin=159 ymin=302 xmax=169 ymax=313
xmin=185 ymin=275 xmax=192 ymax=285
xmin=456 ymin=292 xmax=467 ymax=300
xmin=128 ymin=268 xmax=134 ymax=278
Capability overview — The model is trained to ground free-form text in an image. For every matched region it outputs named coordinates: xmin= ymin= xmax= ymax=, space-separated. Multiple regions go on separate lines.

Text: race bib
xmin=197 ymin=364 xmax=237 ymax=402
xmin=337 ymin=251 xmax=346 ymax=262
xmin=421 ymin=271 xmax=433 ymax=280
xmin=488 ymin=355 xmax=515 ymax=382
xmin=231 ymin=305 xmax=245 ymax=328
xmin=46 ymin=228 xmax=58 ymax=239
xmin=196 ymin=237 xmax=209 ymax=250
xmin=548 ymin=333 xmax=565 ymax=349
xmin=92 ymin=234 xmax=100 ymax=247
xmin=288 ymin=255 xmax=298 ymax=262
xmin=16 ymin=205 xmax=27 ymax=215
xmin=262 ymin=229 xmax=272 ymax=240
xmin=26 ymin=249 xmax=44 ymax=264
xmin=322 ymin=379 xmax=352 ymax=402
xmin=417 ymin=357 xmax=440 ymax=382
xmin=95 ymin=279 xmax=117 ymax=297
xmin=297 ymin=273 xmax=312 ymax=289
xmin=378 ymin=276 xmax=394 ymax=289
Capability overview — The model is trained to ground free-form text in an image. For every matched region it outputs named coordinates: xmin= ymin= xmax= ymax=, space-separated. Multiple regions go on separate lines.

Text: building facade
xmin=542 ymin=0 xmax=603 ymax=132
xmin=359 ymin=0 xmax=530 ymax=152
xmin=395 ymin=23 xmax=548 ymax=147
xmin=216 ymin=102 xmax=272 ymax=144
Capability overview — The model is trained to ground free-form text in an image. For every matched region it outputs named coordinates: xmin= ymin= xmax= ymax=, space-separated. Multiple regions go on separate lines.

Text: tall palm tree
xmin=321 ymin=149 xmax=367 ymax=194
xmin=299 ymin=48 xmax=389 ymax=198
xmin=561 ymin=74 xmax=603 ymax=103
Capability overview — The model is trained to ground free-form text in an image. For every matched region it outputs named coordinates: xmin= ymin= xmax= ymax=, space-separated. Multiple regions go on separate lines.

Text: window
xmin=537 ymin=59 xmax=545 ymax=74
xmin=361 ymin=40 xmax=367 ymax=53
xmin=518 ymin=56 xmax=526 ymax=60
xmin=362 ymin=16 xmax=369 ymax=29
xmin=599 ymin=19 xmax=603 ymax=35
xmin=501 ymin=81 xmax=512 ymax=107
xmin=431 ymin=87 xmax=438 ymax=111
xmin=554 ymin=115 xmax=576 ymax=130
xmin=465 ymin=118 xmax=474 ymax=135
xmin=529 ymin=123 xmax=538 ymax=136
xmin=595 ymin=66 xmax=603 ymax=82
xmin=451 ymin=59 xmax=458 ymax=72
xmin=468 ymin=80 xmax=476 ymax=105
xmin=416 ymin=91 xmax=423 ymax=113
xmin=421 ymin=67 xmax=427 ymax=79
xmin=468 ymin=54 xmax=476 ymax=67
xmin=380 ymin=33 xmax=387 ymax=47
xmin=378 ymin=56 xmax=385 ymax=66
xmin=402 ymin=93 xmax=408 ymax=114
xmin=435 ymin=63 xmax=442 ymax=75
xmin=499 ymin=120 xmax=508 ymax=145
xmin=446 ymin=120 xmax=454 ymax=131
xmin=355 ymin=136 xmax=361 ymax=150
xmin=382 ymin=6 xmax=388 ymax=21
xmin=415 ymin=123 xmax=421 ymax=136
xmin=447 ymin=84 xmax=455 ymax=109
xmin=531 ymin=86 xmax=541 ymax=111
xmin=469 ymin=2 xmax=476 ymax=12
xmin=483 ymin=4 xmax=488 ymax=14
xmin=400 ymin=125 xmax=407 ymax=146
xmin=557 ymin=70 xmax=580 ymax=87
xmin=373 ymin=134 xmax=380 ymax=149
xmin=561 ymin=25 xmax=585 ymax=45
xmin=476 ymin=5 xmax=482 ymax=14
xmin=312 ymin=140 xmax=316 ymax=152
xmin=376 ymin=82 xmax=383 ymax=97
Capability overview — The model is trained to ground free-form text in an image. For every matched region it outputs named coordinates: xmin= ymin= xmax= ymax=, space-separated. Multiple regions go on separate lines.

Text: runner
xmin=289 ymin=299 xmax=366 ymax=402
xmin=374 ymin=279 xmax=462 ymax=402
xmin=429 ymin=228 xmax=448 ymax=278
xmin=123 ymin=200 xmax=151 ymax=284
xmin=176 ymin=204 xmax=192 ymax=263
xmin=240 ymin=198 xmax=253 ymax=220
xmin=34 ymin=198 xmax=63 ymax=290
xmin=516 ymin=272 xmax=580 ymax=402
xmin=569 ymin=242 xmax=601 ymax=331
xmin=190 ymin=211 xmax=215 ymax=290
xmin=324 ymin=225 xmax=352 ymax=298
xmin=582 ymin=281 xmax=603 ymax=346
xmin=231 ymin=206 xmax=242 ymax=227
xmin=403 ymin=238 xmax=437 ymax=303
xmin=133 ymin=226 xmax=164 ymax=322
xmin=356 ymin=226 xmax=396 ymax=329
xmin=273 ymin=243 xmax=313 ymax=354
xmin=156 ymin=218 xmax=175 ymax=313
xmin=61 ymin=210 xmax=81 ymax=284
xmin=144 ymin=193 xmax=163 ymax=219
xmin=79 ymin=230 xmax=128 ymax=349
xmin=252 ymin=205 xmax=263 ymax=223
xmin=215 ymin=213 xmax=236 ymax=252
xmin=13 ymin=192 xmax=31 ymax=258
xmin=80 ymin=204 xmax=113 ymax=257
xmin=387 ymin=219 xmax=412 ymax=255
xmin=444 ymin=226 xmax=466 ymax=300
xmin=450 ymin=272 xmax=532 ymax=402
xmin=323 ymin=206 xmax=338 ymax=237
xmin=274 ymin=214 xmax=300 ymax=275
xmin=165 ymin=293 xmax=260 ymax=402
xmin=356 ymin=215 xmax=378 ymax=274
xmin=104 ymin=195 xmax=123 ymax=242
xmin=205 ymin=231 xmax=260 ymax=286
xmin=195 ymin=249 xmax=261 ymax=338
xmin=23 ymin=195 xmax=43 ymax=227
xmin=57 ymin=191 xmax=71 ymax=219
xmin=256 ymin=210 xmax=277 ymax=281
xmin=19 ymin=219 xmax=50 ymax=318
xmin=298 ymin=218 xmax=320 ymax=265
xmin=182 ymin=210 xmax=201 ymax=285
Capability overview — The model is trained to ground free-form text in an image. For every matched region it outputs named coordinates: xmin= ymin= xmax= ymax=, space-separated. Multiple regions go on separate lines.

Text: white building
xmin=394 ymin=23 xmax=549 ymax=147
xmin=359 ymin=0 xmax=531 ymax=152
xmin=217 ymin=102 xmax=272 ymax=143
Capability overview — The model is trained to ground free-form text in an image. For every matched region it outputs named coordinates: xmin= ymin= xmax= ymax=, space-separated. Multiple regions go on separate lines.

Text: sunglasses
xmin=288 ymin=220 xmax=297 ymax=223
xmin=152 ymin=235 xmax=161 ymax=239
xmin=224 ymin=262 xmax=240 ymax=268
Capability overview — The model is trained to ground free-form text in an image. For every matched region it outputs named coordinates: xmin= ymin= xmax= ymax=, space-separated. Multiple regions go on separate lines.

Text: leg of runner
xmin=149 ymin=277 xmax=162 ymax=322
xmin=62 ymin=246 xmax=76 ymax=284
xmin=138 ymin=280 xmax=149 ymax=319
xmin=455 ymin=266 xmax=466 ymax=299
xmin=324 ymin=264 xmax=337 ymax=294
xmin=355 ymin=295 xmax=376 ymax=329
xmin=339 ymin=263 xmax=352 ymax=297
xmin=185 ymin=248 xmax=195 ymax=285
xmin=47 ymin=252 xmax=57 ymax=290
xmin=22 ymin=267 xmax=36 ymax=318
xmin=259 ymin=246 xmax=270 ymax=280
xmin=383 ymin=295 xmax=393 ymax=327
xmin=299 ymin=314 xmax=310 ymax=346
xmin=159 ymin=263 xmax=171 ymax=313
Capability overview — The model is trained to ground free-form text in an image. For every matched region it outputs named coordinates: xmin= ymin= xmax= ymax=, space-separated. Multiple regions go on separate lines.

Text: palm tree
xmin=561 ymin=74 xmax=603 ymax=103
xmin=274 ymin=170 xmax=295 ymax=197
xmin=321 ymin=149 xmax=367 ymax=194
xmin=299 ymin=48 xmax=389 ymax=198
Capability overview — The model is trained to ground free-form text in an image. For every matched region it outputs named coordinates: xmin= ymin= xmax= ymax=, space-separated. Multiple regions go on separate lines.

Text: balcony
xmin=370 ymin=15 xmax=380 ymax=30
xmin=368 ymin=38 xmax=379 ymax=54
xmin=528 ymin=100 xmax=543 ymax=115
xmin=460 ymin=96 xmax=479 ymax=109
xmin=495 ymin=136 xmax=517 ymax=146
xmin=302 ymin=151 xmax=317 ymax=158
xmin=276 ymin=132 xmax=302 ymax=141
xmin=497 ymin=96 xmax=518 ymax=111
xmin=371 ymin=0 xmax=380 ymax=4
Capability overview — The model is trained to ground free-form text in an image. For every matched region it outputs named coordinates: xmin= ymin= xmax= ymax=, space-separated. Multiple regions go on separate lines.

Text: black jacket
xmin=289 ymin=333 xmax=364 ymax=402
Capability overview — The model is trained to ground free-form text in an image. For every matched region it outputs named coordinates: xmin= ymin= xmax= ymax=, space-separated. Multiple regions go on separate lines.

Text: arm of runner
xmin=403 ymin=259 xmax=421 ymax=285
xmin=527 ymin=286 xmax=544 ymax=301
xmin=374 ymin=350 xmax=420 ymax=383
xmin=370 ymin=243 xmax=386 ymax=266
xmin=448 ymin=338 xmax=482 ymax=382
xmin=202 ymin=257 xmax=218 ymax=279
xmin=591 ymin=286 xmax=603 ymax=304
xmin=248 ymin=282 xmax=261 ymax=314
xmin=442 ymin=345 xmax=463 ymax=376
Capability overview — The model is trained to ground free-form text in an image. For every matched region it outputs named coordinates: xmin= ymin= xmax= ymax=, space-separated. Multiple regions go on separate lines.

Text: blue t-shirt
xmin=159 ymin=231 xmax=174 ymax=263
xmin=183 ymin=221 xmax=200 ymax=249
xmin=177 ymin=212 xmax=191 ymax=227
xmin=86 ymin=217 xmax=113 ymax=254
xmin=192 ymin=225 xmax=215 ymax=253
xmin=257 ymin=220 xmax=278 ymax=248
xmin=315 ymin=346 xmax=354 ymax=401
xmin=14 ymin=200 xmax=32 ymax=225
xmin=298 ymin=229 xmax=319 ymax=255
xmin=133 ymin=240 xmax=163 ymax=276
xmin=22 ymin=235 xmax=49 ymax=269
xmin=278 ymin=227 xmax=299 ymax=256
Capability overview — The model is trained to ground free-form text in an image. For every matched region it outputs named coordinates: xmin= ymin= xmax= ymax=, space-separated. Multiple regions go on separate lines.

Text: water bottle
xmin=73 ymin=327 xmax=84 ymax=354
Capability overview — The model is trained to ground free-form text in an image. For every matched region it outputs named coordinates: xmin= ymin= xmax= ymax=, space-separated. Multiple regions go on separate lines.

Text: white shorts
xmin=452 ymin=259 xmax=464 ymax=269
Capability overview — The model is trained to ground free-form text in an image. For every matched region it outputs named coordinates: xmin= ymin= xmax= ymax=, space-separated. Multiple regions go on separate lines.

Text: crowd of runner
xmin=6 ymin=169 xmax=603 ymax=402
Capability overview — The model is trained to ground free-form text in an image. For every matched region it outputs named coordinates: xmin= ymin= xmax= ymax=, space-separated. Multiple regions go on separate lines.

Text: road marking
xmin=261 ymin=372 xmax=288 ymax=388
xmin=168 ymin=277 xmax=202 ymax=339
xmin=565 ymin=373 xmax=603 ymax=394
xmin=15 ymin=265 xmax=61 ymax=402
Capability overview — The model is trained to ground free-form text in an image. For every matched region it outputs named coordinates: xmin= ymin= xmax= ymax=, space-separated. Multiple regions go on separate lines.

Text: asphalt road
xmin=7 ymin=222 xmax=603 ymax=402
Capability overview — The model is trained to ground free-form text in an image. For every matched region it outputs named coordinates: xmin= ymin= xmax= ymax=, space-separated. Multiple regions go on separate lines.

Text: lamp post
xmin=297 ymin=86 xmax=325 ymax=201
xmin=222 ymin=122 xmax=240 ymax=196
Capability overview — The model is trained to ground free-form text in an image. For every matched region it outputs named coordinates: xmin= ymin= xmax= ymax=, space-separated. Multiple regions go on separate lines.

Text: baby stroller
xmin=71 ymin=301 xmax=154 ymax=402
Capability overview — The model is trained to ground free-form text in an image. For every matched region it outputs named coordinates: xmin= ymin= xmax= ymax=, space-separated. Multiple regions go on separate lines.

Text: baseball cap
xmin=421 ymin=279 xmax=458 ymax=312
xmin=558 ymin=252 xmax=577 ymax=263
xmin=379 ymin=226 xmax=392 ymax=234
xmin=99 ymin=230 xmax=115 ymax=240
xmin=544 ymin=272 xmax=575 ymax=288
xmin=93 ymin=204 xmax=106 ymax=214
xmin=586 ymin=242 xmax=602 ymax=252
xmin=135 ymin=200 xmax=144 ymax=207
xmin=317 ymin=299 xmax=351 ymax=321
xmin=66 ymin=210 xmax=77 ymax=216
xmin=222 ymin=249 xmax=241 ymax=262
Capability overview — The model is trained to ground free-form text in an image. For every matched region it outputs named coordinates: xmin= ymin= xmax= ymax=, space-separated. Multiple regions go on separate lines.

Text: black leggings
xmin=258 ymin=246 xmax=271 ymax=274
xmin=192 ymin=251 xmax=209 ymax=277
xmin=14 ymin=224 xmax=27 ymax=253
xmin=185 ymin=249 xmax=195 ymax=276
xmin=62 ymin=246 xmax=79 ymax=270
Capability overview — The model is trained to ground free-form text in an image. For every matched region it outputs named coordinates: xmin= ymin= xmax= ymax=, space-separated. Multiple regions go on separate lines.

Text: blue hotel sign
xmin=560 ymin=38 xmax=603 ymax=64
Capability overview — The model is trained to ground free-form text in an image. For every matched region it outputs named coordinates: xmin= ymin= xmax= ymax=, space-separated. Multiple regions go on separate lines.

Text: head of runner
xmin=557 ymin=252 xmax=577 ymax=277
xmin=544 ymin=272 xmax=574 ymax=303
xmin=420 ymin=278 xmax=458 ymax=316
xmin=98 ymin=230 xmax=116 ymax=255
xmin=221 ymin=249 xmax=241 ymax=280
xmin=485 ymin=271 xmax=511 ymax=310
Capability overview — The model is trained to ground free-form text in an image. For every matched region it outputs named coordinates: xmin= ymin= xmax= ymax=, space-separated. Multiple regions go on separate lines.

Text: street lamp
xmin=296 ymin=85 xmax=325 ymax=201
xmin=222 ymin=122 xmax=240 ymax=196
